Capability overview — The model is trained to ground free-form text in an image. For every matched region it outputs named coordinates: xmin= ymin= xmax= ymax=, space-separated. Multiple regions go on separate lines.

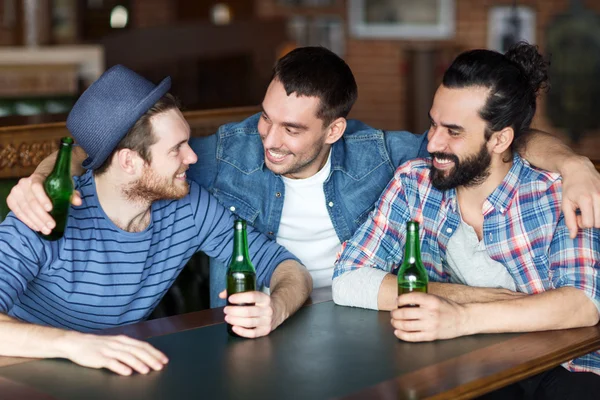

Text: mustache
xmin=430 ymin=152 xmax=459 ymax=166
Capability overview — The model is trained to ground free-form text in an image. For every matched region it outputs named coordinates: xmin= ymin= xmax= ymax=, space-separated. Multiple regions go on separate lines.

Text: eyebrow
xmin=169 ymin=139 xmax=187 ymax=152
xmin=428 ymin=112 xmax=465 ymax=132
xmin=261 ymin=106 xmax=310 ymax=131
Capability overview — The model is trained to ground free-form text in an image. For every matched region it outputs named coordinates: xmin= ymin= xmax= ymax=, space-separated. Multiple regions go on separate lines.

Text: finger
xmin=7 ymin=187 xmax=43 ymax=232
xmin=394 ymin=329 xmax=434 ymax=343
xmin=102 ymin=348 xmax=151 ymax=375
xmin=16 ymin=201 xmax=49 ymax=233
xmin=391 ymin=318 xmax=426 ymax=332
xmin=225 ymin=315 xmax=270 ymax=329
xmin=72 ymin=190 xmax=83 ymax=206
xmin=10 ymin=203 xmax=39 ymax=232
xmin=228 ymin=291 xmax=267 ymax=305
xmin=218 ymin=290 xmax=227 ymax=299
xmin=396 ymin=292 xmax=430 ymax=308
xmin=390 ymin=307 xmax=424 ymax=321
xmin=577 ymin=197 xmax=595 ymax=229
xmin=115 ymin=336 xmax=168 ymax=366
xmin=31 ymin=182 xmax=52 ymax=212
xmin=104 ymin=358 xmax=133 ymax=376
xmin=562 ymin=203 xmax=578 ymax=239
xmin=231 ymin=325 xmax=270 ymax=339
xmin=224 ymin=304 xmax=272 ymax=318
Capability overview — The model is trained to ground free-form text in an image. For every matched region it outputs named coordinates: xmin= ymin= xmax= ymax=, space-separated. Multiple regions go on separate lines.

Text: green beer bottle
xmin=226 ymin=219 xmax=257 ymax=337
xmin=41 ymin=137 xmax=74 ymax=241
xmin=397 ymin=220 xmax=428 ymax=307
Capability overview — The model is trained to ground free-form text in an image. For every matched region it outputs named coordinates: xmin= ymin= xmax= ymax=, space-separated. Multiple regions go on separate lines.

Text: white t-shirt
xmin=277 ymin=152 xmax=341 ymax=288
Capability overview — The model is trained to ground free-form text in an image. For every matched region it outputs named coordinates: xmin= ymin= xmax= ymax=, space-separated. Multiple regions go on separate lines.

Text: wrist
xmin=559 ymin=154 xmax=591 ymax=176
xmin=52 ymin=330 xmax=81 ymax=359
xmin=269 ymin=295 xmax=288 ymax=331
xmin=460 ymin=303 xmax=478 ymax=336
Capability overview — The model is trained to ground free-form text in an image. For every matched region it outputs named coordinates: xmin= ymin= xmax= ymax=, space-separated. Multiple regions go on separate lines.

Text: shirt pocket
xmin=212 ymin=189 xmax=260 ymax=225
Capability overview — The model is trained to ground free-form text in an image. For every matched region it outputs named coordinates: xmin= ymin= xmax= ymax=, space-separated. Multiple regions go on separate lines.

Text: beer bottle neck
xmin=51 ymin=138 xmax=74 ymax=177
xmin=230 ymin=220 xmax=255 ymax=272
xmin=403 ymin=223 xmax=422 ymax=265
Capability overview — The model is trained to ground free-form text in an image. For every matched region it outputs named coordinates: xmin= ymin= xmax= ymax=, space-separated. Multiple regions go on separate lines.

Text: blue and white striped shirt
xmin=0 ymin=170 xmax=297 ymax=332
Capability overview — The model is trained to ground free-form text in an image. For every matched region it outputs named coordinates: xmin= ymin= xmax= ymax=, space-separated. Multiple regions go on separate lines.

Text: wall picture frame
xmin=487 ymin=6 xmax=536 ymax=53
xmin=348 ymin=0 xmax=455 ymax=40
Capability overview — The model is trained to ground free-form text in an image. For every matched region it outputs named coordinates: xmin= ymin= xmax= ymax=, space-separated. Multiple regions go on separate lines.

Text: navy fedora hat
xmin=66 ymin=65 xmax=171 ymax=170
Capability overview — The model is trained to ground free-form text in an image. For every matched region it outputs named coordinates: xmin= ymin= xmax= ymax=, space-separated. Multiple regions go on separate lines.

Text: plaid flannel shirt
xmin=334 ymin=154 xmax=600 ymax=374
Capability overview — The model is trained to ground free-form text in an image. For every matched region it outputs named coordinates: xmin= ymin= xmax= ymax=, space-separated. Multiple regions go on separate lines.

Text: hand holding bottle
xmin=220 ymin=289 xmax=276 ymax=338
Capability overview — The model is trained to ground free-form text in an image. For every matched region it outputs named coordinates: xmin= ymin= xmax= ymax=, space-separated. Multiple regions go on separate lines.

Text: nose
xmin=183 ymin=144 xmax=198 ymax=165
xmin=261 ymin=124 xmax=283 ymax=149
xmin=426 ymin=126 xmax=446 ymax=154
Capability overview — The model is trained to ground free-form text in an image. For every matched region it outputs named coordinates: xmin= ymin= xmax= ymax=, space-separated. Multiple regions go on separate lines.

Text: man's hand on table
xmin=391 ymin=292 xmax=468 ymax=342
xmin=7 ymin=173 xmax=82 ymax=234
xmin=59 ymin=331 xmax=168 ymax=376
xmin=219 ymin=290 xmax=277 ymax=338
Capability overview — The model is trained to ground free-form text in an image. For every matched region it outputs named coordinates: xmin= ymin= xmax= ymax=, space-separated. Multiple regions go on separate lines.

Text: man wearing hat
xmin=8 ymin=47 xmax=600 ymax=305
xmin=0 ymin=65 xmax=312 ymax=376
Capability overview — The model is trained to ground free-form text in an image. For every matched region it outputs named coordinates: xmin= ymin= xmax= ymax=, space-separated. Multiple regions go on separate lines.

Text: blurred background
xmin=0 ymin=0 xmax=599 ymax=155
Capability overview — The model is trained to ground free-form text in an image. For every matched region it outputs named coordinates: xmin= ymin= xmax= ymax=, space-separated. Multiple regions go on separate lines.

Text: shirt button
xmin=489 ymin=233 xmax=493 ymax=241
xmin=500 ymin=207 xmax=505 ymax=213
xmin=275 ymin=192 xmax=281 ymax=198
xmin=268 ymin=231 xmax=274 ymax=235
xmin=328 ymin=201 xmax=334 ymax=207
xmin=229 ymin=206 xmax=236 ymax=212
xmin=446 ymin=227 xmax=453 ymax=234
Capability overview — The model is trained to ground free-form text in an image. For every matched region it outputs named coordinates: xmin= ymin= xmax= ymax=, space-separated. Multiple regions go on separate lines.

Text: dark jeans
xmin=478 ymin=366 xmax=600 ymax=400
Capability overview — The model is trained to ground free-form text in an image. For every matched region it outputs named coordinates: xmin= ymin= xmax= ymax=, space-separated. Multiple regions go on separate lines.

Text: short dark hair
xmin=442 ymin=42 xmax=550 ymax=142
xmin=271 ymin=46 xmax=358 ymax=126
xmin=94 ymin=93 xmax=180 ymax=175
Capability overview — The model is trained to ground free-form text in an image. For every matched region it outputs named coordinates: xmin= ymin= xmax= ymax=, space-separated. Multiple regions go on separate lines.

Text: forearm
xmin=515 ymin=129 xmax=588 ymax=174
xmin=36 ymin=146 xmax=87 ymax=178
xmin=269 ymin=260 xmax=313 ymax=329
xmin=463 ymin=287 xmax=599 ymax=335
xmin=375 ymin=277 xmax=524 ymax=311
xmin=428 ymin=282 xmax=525 ymax=304
xmin=0 ymin=313 xmax=73 ymax=359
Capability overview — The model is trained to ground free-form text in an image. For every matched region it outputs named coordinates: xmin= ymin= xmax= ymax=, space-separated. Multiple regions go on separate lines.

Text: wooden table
xmin=0 ymin=288 xmax=598 ymax=400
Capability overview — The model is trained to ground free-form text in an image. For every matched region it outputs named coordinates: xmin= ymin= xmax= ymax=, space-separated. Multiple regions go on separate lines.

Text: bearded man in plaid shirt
xmin=333 ymin=43 xmax=600 ymax=399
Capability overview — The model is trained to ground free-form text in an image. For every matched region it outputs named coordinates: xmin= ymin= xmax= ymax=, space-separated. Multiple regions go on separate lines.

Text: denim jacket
xmin=188 ymin=113 xmax=429 ymax=243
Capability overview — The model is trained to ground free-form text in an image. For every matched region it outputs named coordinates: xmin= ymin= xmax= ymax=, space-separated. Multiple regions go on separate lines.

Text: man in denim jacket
xmin=8 ymin=47 xmax=600 ymax=307
xmin=186 ymin=47 xmax=600 ymax=306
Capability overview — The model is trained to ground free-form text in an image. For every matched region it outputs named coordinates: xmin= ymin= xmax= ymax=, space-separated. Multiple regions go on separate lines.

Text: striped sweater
xmin=0 ymin=170 xmax=297 ymax=332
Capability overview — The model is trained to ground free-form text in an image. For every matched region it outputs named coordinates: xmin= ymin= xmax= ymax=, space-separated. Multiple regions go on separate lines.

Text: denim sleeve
xmin=0 ymin=215 xmax=45 ymax=313
xmin=189 ymin=183 xmax=300 ymax=288
xmin=188 ymin=134 xmax=218 ymax=189
xmin=384 ymin=130 xmax=429 ymax=167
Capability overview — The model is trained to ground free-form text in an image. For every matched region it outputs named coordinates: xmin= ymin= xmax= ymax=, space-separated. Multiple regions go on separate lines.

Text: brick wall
xmin=130 ymin=0 xmax=176 ymax=28
xmin=256 ymin=0 xmax=600 ymax=158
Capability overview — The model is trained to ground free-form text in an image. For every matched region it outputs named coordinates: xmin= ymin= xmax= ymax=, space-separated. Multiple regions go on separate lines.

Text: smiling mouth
xmin=266 ymin=149 xmax=290 ymax=162
xmin=433 ymin=156 xmax=455 ymax=170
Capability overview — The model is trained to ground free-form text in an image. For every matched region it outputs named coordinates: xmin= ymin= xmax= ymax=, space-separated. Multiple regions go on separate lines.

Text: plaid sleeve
xmin=333 ymin=166 xmax=413 ymax=279
xmin=548 ymin=216 xmax=600 ymax=311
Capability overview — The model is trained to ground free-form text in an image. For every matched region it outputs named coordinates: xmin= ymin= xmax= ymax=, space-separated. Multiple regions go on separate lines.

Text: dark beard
xmin=124 ymin=166 xmax=189 ymax=203
xmin=430 ymin=142 xmax=491 ymax=191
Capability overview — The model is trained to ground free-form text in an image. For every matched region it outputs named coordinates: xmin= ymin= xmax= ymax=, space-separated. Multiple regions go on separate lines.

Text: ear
xmin=489 ymin=126 xmax=514 ymax=154
xmin=115 ymin=148 xmax=144 ymax=175
xmin=324 ymin=117 xmax=347 ymax=145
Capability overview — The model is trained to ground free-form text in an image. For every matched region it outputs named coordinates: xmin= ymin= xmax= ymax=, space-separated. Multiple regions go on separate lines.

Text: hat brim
xmin=82 ymin=75 xmax=172 ymax=170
